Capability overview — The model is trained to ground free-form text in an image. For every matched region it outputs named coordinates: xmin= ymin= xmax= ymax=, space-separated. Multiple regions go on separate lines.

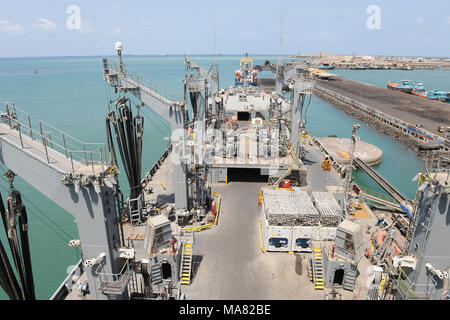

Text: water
xmin=0 ymin=55 xmax=432 ymax=299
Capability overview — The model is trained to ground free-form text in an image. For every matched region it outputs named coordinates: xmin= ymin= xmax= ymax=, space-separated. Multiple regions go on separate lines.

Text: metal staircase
xmin=343 ymin=267 xmax=357 ymax=291
xmin=180 ymin=242 xmax=193 ymax=285
xmin=150 ymin=263 xmax=162 ymax=285
xmin=269 ymin=166 xmax=293 ymax=186
xmin=312 ymin=246 xmax=324 ymax=290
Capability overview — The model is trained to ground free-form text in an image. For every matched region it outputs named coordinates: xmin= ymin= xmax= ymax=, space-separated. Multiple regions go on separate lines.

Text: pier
xmin=314 ymin=77 xmax=450 ymax=151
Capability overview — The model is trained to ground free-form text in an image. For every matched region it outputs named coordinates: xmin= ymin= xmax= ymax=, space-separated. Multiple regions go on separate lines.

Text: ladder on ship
xmin=180 ymin=232 xmax=194 ymax=286
xmin=312 ymin=246 xmax=324 ymax=290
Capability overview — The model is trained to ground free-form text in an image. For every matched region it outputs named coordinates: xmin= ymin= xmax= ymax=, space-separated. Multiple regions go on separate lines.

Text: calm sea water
xmin=0 ymin=56 xmax=434 ymax=299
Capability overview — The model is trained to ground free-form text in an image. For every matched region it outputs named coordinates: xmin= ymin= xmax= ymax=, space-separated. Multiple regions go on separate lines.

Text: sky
xmin=0 ymin=0 xmax=450 ymax=58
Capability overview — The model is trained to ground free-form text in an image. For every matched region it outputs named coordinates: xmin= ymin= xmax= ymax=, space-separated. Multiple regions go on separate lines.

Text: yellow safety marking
xmin=379 ymin=275 xmax=386 ymax=291
xmin=159 ymin=181 xmax=166 ymax=191
xmin=182 ymin=273 xmax=190 ymax=277
xmin=288 ymin=251 xmax=294 ymax=255
xmin=213 ymin=193 xmax=222 ymax=226
xmin=181 ymin=223 xmax=212 ymax=232
xmin=339 ymin=151 xmax=351 ymax=159
xmin=184 ymin=243 xmax=192 ymax=247
xmin=258 ymin=219 xmax=267 ymax=253
xmin=108 ymin=165 xmax=117 ymax=176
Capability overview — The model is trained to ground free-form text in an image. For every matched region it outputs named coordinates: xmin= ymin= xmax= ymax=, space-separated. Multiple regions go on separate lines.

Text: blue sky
xmin=0 ymin=0 xmax=449 ymax=58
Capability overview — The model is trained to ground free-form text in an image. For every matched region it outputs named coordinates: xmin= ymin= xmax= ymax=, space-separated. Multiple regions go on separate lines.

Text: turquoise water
xmin=0 ymin=55 xmax=428 ymax=299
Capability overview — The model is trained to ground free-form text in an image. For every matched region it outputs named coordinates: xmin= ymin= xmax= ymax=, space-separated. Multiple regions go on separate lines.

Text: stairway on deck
xmin=312 ymin=246 xmax=324 ymax=290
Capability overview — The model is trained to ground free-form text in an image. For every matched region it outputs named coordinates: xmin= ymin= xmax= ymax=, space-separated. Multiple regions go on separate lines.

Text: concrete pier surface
xmin=316 ymin=77 xmax=450 ymax=138
xmin=317 ymin=137 xmax=383 ymax=166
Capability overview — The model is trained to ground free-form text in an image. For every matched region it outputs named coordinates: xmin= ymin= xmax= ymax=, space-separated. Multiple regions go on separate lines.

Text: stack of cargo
xmin=311 ymin=191 xmax=342 ymax=227
xmin=263 ymin=188 xmax=319 ymax=226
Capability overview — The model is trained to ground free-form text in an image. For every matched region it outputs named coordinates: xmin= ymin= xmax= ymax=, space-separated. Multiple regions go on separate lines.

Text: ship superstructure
xmin=235 ymin=55 xmax=258 ymax=86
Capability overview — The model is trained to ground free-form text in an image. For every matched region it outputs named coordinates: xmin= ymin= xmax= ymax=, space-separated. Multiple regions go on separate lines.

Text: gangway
xmin=353 ymin=157 xmax=408 ymax=205
xmin=0 ymin=102 xmax=127 ymax=300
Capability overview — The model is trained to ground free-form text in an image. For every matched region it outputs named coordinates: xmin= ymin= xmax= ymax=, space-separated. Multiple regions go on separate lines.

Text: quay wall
xmin=313 ymin=84 xmax=449 ymax=165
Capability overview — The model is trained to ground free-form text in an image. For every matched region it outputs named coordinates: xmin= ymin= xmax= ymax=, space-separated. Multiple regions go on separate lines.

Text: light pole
xmin=343 ymin=124 xmax=360 ymax=216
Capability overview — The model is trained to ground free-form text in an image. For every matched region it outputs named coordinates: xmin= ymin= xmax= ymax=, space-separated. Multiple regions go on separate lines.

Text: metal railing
xmin=50 ymin=259 xmax=83 ymax=300
xmin=391 ymin=267 xmax=437 ymax=300
xmin=0 ymin=102 xmax=108 ymax=174
xmin=142 ymin=143 xmax=173 ymax=183
xmin=95 ymin=258 xmax=134 ymax=295
xmin=103 ymin=59 xmax=182 ymax=103
xmin=127 ymin=192 xmax=145 ymax=225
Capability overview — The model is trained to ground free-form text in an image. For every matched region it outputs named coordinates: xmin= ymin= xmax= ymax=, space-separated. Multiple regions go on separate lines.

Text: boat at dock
xmin=412 ymin=88 xmax=450 ymax=102
xmin=410 ymin=82 xmax=450 ymax=102
xmin=386 ymin=80 xmax=416 ymax=93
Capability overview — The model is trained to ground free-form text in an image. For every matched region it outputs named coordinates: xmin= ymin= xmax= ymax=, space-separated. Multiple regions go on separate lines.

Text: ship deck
xmin=181 ymin=145 xmax=375 ymax=300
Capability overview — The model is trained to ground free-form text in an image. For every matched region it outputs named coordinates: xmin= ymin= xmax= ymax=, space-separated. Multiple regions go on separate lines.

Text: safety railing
xmin=95 ymin=258 xmax=134 ymax=295
xmin=391 ymin=267 xmax=437 ymax=300
xmin=142 ymin=143 xmax=173 ymax=183
xmin=103 ymin=59 xmax=182 ymax=103
xmin=0 ymin=102 xmax=108 ymax=174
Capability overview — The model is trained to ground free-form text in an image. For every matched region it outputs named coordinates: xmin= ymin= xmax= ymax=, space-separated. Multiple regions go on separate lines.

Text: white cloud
xmin=33 ymin=18 xmax=59 ymax=32
xmin=0 ymin=20 xmax=26 ymax=35
xmin=446 ymin=16 xmax=450 ymax=25
xmin=237 ymin=32 xmax=260 ymax=39
xmin=416 ymin=17 xmax=425 ymax=24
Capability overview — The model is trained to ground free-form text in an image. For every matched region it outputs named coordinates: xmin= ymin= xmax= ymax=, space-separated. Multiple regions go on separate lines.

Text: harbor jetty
xmin=313 ymin=77 xmax=450 ymax=163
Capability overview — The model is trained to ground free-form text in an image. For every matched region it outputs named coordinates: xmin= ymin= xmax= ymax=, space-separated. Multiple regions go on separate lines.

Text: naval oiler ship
xmin=0 ymin=42 xmax=448 ymax=301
